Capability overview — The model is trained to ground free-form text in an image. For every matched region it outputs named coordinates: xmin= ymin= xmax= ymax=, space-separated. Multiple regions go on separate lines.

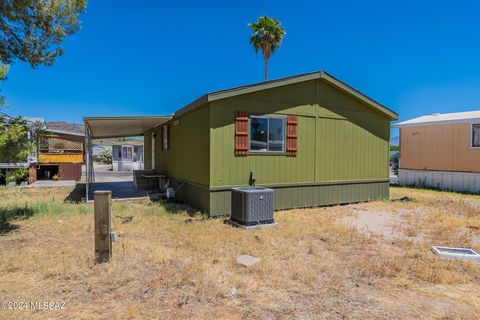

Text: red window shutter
xmin=235 ymin=111 xmax=249 ymax=156
xmin=286 ymin=116 xmax=298 ymax=156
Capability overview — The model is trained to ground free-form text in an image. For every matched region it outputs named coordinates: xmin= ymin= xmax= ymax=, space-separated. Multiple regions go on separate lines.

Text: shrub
xmin=97 ymin=148 xmax=112 ymax=164
xmin=13 ymin=168 xmax=29 ymax=184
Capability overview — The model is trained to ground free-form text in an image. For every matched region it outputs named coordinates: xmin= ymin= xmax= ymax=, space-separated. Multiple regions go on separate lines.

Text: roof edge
xmin=83 ymin=116 xmax=173 ymax=139
xmin=393 ymin=118 xmax=480 ymax=128
xmin=174 ymin=72 xmax=324 ymax=118
xmin=83 ymin=115 xmax=172 ymax=122
xmin=45 ymin=129 xmax=85 ymax=137
xmin=174 ymin=71 xmax=398 ymax=120
xmin=173 ymin=95 xmax=208 ymax=118
xmin=208 ymin=71 xmax=322 ymax=102
xmin=320 ymin=72 xmax=398 ymax=120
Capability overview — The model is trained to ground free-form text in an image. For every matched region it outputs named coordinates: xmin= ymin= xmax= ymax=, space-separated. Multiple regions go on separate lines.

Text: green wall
xmin=143 ymin=105 xmax=211 ymax=211
xmin=144 ymin=106 xmax=210 ymax=186
xmin=144 ymin=78 xmax=391 ymax=216
xmin=143 ymin=128 xmax=152 ymax=170
xmin=209 ymin=79 xmax=390 ymax=188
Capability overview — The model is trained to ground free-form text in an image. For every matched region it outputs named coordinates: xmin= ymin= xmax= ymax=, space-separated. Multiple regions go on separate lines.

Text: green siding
xmin=143 ymin=128 xmax=153 ymax=170
xmin=210 ymin=81 xmax=317 ymax=188
xmin=143 ymin=106 xmax=210 ymax=211
xmin=315 ymin=117 xmax=388 ymax=181
xmin=143 ymin=78 xmax=391 ymax=216
xmin=153 ymin=105 xmax=210 ymax=186
xmin=175 ymin=182 xmax=210 ymax=213
xmin=210 ymin=181 xmax=389 ymax=216
xmin=209 ymin=79 xmax=390 ymax=189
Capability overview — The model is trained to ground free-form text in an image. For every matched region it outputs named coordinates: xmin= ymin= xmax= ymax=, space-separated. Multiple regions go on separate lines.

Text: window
xmin=250 ymin=116 xmax=285 ymax=152
xmin=473 ymin=124 xmax=480 ymax=148
xmin=121 ymin=146 xmax=132 ymax=159
xmin=162 ymin=125 xmax=170 ymax=151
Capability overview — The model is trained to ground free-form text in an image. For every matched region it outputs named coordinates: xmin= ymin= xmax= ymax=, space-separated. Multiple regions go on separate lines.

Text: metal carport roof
xmin=83 ymin=115 xmax=172 ymax=201
xmin=83 ymin=116 xmax=172 ymax=139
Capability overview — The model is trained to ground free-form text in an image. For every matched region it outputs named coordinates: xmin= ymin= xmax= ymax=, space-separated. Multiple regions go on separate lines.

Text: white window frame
xmin=472 ymin=123 xmax=480 ymax=148
xmin=249 ymin=115 xmax=286 ymax=154
xmin=121 ymin=146 xmax=133 ymax=160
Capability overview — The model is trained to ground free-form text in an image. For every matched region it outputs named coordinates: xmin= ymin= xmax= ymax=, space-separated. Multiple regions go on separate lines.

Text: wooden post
xmin=94 ymin=191 xmax=112 ymax=263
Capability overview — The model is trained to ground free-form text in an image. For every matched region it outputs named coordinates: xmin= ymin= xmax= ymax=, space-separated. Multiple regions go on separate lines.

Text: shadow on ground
xmin=65 ymin=183 xmax=86 ymax=203
xmin=0 ymin=206 xmax=35 ymax=235
xmin=161 ymin=201 xmax=208 ymax=218
xmin=88 ymin=182 xmax=149 ymax=200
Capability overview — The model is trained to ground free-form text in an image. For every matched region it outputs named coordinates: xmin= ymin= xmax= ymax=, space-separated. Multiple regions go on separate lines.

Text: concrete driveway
xmin=83 ymin=164 xmax=148 ymax=200
xmin=83 ymin=164 xmax=133 ymax=182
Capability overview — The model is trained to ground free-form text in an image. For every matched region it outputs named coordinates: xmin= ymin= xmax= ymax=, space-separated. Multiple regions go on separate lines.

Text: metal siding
xmin=400 ymin=124 xmax=480 ymax=173
xmin=398 ymin=169 xmax=480 ymax=193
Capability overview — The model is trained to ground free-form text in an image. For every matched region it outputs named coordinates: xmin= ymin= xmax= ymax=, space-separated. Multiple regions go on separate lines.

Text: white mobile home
xmin=112 ymin=142 xmax=144 ymax=171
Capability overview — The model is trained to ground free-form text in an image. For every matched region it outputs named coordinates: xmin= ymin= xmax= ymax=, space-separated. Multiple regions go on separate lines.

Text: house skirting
xmin=113 ymin=160 xmax=144 ymax=171
xmin=174 ymin=181 xmax=210 ymax=212
xmin=209 ymin=180 xmax=389 ymax=217
xmin=168 ymin=178 xmax=389 ymax=217
xmin=398 ymin=169 xmax=480 ymax=193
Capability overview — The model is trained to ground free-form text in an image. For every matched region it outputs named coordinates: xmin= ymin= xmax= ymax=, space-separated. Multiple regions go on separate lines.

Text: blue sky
xmin=3 ymin=0 xmax=480 ymax=139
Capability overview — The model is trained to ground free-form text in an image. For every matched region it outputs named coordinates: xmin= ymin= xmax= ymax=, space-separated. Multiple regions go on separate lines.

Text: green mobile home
xmin=141 ymin=71 xmax=397 ymax=216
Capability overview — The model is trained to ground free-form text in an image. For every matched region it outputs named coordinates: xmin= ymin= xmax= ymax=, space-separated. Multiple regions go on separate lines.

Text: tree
xmin=0 ymin=0 xmax=87 ymax=106
xmin=0 ymin=0 xmax=87 ymax=68
xmin=30 ymin=119 xmax=46 ymax=155
xmin=248 ymin=16 xmax=286 ymax=81
xmin=0 ymin=64 xmax=8 ymax=106
xmin=0 ymin=0 xmax=85 ymax=172
xmin=390 ymin=145 xmax=399 ymax=152
xmin=0 ymin=115 xmax=30 ymax=163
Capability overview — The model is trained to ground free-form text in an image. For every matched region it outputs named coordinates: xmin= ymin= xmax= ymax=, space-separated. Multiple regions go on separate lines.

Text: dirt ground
xmin=1 ymin=186 xmax=480 ymax=319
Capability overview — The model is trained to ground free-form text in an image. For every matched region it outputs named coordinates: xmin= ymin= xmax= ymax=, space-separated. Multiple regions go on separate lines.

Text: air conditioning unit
xmin=231 ymin=186 xmax=274 ymax=227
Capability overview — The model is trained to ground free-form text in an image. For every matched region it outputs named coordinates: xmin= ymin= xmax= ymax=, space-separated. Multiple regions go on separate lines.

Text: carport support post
xmin=94 ymin=191 xmax=112 ymax=263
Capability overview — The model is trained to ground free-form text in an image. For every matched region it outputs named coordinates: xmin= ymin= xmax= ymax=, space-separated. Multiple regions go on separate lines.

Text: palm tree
xmin=248 ymin=16 xmax=286 ymax=81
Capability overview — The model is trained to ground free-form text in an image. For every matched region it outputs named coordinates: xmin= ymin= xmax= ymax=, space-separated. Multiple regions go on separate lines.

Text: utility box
xmin=231 ymin=186 xmax=274 ymax=227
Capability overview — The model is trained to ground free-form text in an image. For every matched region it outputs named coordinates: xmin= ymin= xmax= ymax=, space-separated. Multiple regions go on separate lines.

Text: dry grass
xmin=1 ymin=186 xmax=480 ymax=319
